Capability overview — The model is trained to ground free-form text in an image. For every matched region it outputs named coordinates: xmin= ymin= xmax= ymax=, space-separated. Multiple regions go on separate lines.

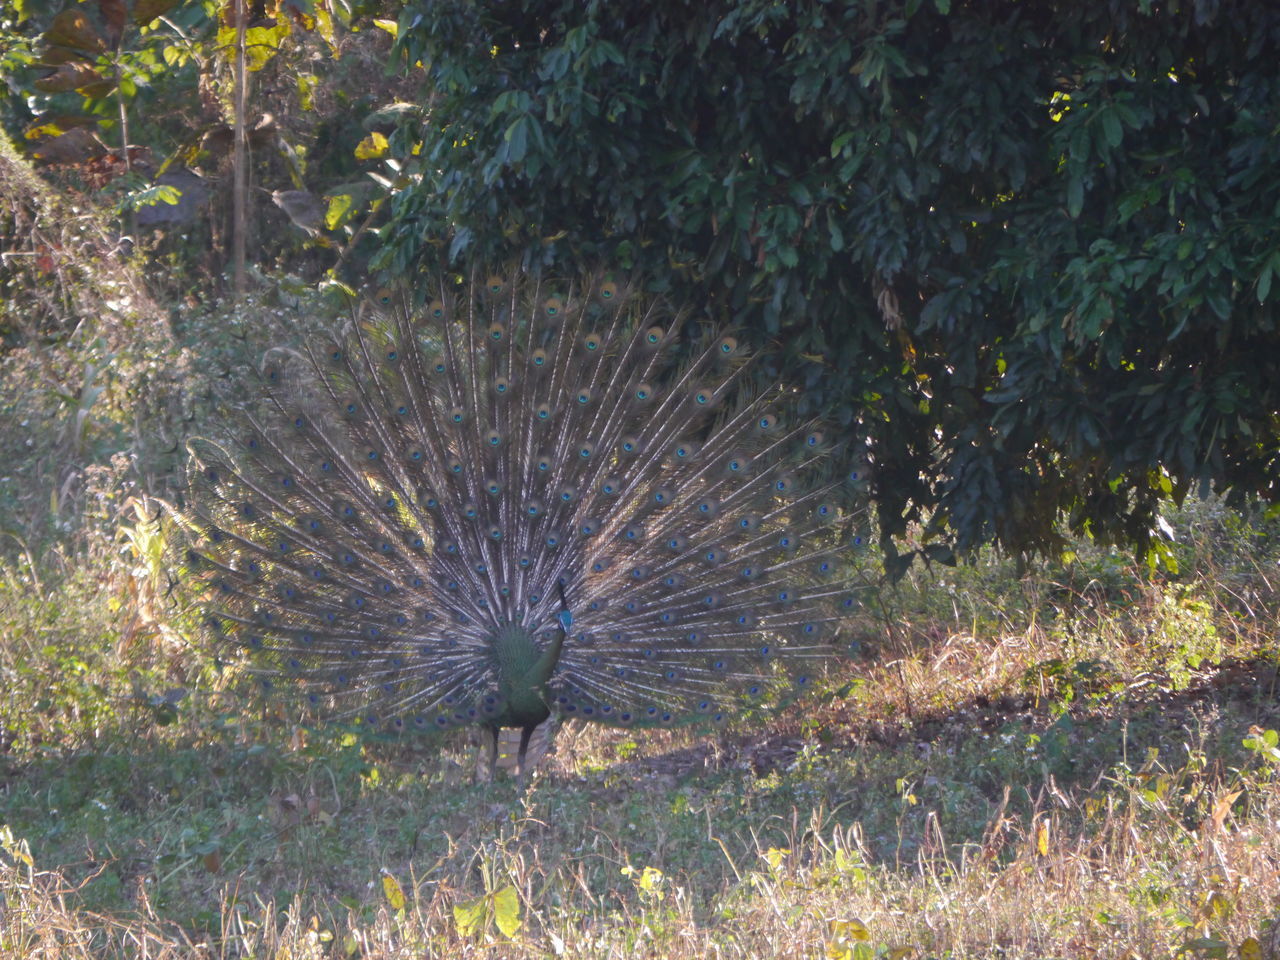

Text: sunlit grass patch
xmin=0 ymin=498 xmax=1277 ymax=957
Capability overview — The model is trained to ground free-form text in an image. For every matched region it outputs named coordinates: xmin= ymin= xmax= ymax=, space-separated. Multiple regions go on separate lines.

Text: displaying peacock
xmin=180 ymin=273 xmax=869 ymax=779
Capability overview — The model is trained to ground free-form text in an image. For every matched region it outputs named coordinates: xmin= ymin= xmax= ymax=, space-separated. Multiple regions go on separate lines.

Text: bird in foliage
xmin=179 ymin=273 xmax=870 ymax=779
xmin=260 ymin=186 xmax=326 ymax=238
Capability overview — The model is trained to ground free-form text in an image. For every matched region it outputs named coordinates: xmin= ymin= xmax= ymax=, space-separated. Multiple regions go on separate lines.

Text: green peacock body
xmin=181 ymin=273 xmax=868 ymax=772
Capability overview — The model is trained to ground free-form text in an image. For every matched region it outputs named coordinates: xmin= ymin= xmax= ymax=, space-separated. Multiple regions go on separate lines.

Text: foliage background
xmin=4 ymin=0 xmax=1280 ymax=564
xmin=386 ymin=0 xmax=1280 ymax=568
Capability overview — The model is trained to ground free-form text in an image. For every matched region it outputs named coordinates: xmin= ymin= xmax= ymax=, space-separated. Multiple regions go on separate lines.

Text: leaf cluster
xmin=384 ymin=0 xmax=1280 ymax=563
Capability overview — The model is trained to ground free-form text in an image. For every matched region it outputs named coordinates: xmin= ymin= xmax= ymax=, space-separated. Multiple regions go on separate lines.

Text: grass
xmin=0 ymin=501 xmax=1278 ymax=958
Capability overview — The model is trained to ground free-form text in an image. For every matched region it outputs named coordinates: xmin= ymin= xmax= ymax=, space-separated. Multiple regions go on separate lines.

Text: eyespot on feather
xmin=186 ymin=271 xmax=872 ymax=748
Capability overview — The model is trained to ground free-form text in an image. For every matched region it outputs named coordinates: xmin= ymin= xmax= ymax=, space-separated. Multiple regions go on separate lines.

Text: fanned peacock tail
xmin=179 ymin=272 xmax=870 ymax=744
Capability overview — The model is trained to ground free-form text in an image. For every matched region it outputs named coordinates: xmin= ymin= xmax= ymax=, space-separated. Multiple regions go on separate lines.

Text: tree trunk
xmin=231 ymin=0 xmax=248 ymax=299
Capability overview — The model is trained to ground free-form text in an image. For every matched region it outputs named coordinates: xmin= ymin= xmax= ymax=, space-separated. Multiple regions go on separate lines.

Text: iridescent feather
xmin=180 ymin=273 xmax=869 ymax=776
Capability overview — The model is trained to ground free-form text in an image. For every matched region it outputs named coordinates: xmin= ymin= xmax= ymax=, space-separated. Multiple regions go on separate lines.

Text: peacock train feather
xmin=179 ymin=273 xmax=870 ymax=775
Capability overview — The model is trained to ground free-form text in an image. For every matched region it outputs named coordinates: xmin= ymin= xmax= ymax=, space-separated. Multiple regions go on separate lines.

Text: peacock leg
xmin=486 ymin=724 xmax=499 ymax=782
xmin=515 ymin=723 xmax=537 ymax=784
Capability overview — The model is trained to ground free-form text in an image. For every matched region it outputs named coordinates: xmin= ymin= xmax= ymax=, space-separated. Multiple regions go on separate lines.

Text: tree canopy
xmin=4 ymin=0 xmax=1279 ymax=568
xmin=382 ymin=0 xmax=1280 ymax=569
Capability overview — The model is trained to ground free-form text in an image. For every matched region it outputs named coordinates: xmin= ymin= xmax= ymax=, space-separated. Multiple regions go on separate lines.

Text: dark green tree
xmin=381 ymin=0 xmax=1280 ymax=569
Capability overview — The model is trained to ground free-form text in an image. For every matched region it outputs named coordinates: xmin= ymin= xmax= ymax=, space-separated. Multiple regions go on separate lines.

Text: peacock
xmin=179 ymin=272 xmax=869 ymax=779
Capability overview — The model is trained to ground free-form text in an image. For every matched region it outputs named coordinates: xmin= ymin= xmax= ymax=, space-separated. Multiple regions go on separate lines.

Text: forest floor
xmin=0 ymin=502 xmax=1278 ymax=958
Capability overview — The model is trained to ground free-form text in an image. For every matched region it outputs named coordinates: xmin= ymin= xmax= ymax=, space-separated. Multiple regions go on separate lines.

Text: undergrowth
xmin=0 ymin=498 xmax=1277 ymax=958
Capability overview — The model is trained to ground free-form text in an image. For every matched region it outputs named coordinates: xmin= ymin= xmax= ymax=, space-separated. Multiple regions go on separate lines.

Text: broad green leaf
xmin=381 ymin=873 xmax=405 ymax=911
xmin=638 ymin=866 xmax=664 ymax=892
xmin=314 ymin=3 xmax=338 ymax=54
xmin=1101 ymin=108 xmax=1122 ymax=147
xmin=492 ymin=885 xmax=521 ymax=938
xmin=1066 ymin=176 xmax=1084 ymax=219
xmin=504 ymin=115 xmax=530 ymax=164
xmin=325 ymin=193 xmax=355 ymax=231
xmin=453 ymin=895 xmax=485 ymax=937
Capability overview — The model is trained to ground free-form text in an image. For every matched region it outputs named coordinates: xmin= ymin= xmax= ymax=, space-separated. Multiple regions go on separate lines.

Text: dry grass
xmin=4 ymin=724 xmax=1276 ymax=959
xmin=1 ymin=504 xmax=1279 ymax=958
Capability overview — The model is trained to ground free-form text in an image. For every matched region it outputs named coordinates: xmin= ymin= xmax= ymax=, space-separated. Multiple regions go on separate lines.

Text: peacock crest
xmin=180 ymin=272 xmax=869 ymax=769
